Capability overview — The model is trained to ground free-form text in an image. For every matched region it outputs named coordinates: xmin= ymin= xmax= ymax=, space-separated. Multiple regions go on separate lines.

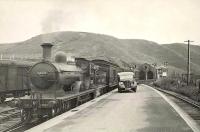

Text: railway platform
xmin=26 ymin=84 xmax=200 ymax=132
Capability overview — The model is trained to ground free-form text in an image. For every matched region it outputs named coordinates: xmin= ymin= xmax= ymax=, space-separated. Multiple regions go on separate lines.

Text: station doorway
xmin=147 ymin=71 xmax=154 ymax=79
xmin=139 ymin=71 xmax=145 ymax=80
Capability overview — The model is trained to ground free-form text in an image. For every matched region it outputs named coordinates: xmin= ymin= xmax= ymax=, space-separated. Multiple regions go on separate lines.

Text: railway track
xmin=0 ymin=108 xmax=46 ymax=132
xmin=155 ymin=87 xmax=200 ymax=125
xmin=0 ymin=108 xmax=21 ymax=132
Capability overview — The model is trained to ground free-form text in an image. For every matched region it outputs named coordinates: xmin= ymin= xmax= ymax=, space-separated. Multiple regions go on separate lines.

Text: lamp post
xmin=144 ymin=66 xmax=148 ymax=80
xmin=152 ymin=63 xmax=157 ymax=79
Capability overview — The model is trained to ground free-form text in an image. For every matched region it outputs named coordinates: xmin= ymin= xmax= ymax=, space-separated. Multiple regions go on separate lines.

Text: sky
xmin=0 ymin=0 xmax=200 ymax=44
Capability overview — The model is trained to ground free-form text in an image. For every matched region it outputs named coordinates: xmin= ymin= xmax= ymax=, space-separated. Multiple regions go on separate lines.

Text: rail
xmin=155 ymin=87 xmax=200 ymax=109
xmin=0 ymin=108 xmax=21 ymax=132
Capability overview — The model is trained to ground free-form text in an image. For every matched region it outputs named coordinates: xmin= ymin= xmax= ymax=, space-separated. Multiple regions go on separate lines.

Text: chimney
xmin=41 ymin=43 xmax=53 ymax=61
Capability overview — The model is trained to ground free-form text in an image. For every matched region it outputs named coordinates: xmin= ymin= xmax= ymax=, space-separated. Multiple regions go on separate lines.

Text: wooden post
xmin=184 ymin=40 xmax=194 ymax=86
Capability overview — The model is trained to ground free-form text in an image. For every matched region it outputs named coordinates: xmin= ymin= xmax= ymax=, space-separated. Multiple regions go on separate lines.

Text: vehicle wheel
xmin=131 ymin=88 xmax=136 ymax=92
xmin=118 ymin=89 xmax=122 ymax=93
xmin=135 ymin=86 xmax=137 ymax=92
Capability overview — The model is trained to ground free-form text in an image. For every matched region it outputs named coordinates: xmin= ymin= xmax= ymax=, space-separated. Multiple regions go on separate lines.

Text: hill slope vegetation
xmin=0 ymin=31 xmax=199 ymax=74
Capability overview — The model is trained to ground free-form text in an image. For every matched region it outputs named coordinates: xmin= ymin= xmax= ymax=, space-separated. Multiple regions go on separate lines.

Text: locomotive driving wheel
xmin=49 ymin=108 xmax=56 ymax=118
xmin=62 ymin=103 xmax=65 ymax=112
xmin=21 ymin=109 xmax=32 ymax=123
xmin=56 ymin=107 xmax=60 ymax=115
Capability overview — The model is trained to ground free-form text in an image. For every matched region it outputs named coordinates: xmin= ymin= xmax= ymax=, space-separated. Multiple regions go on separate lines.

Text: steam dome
xmin=55 ymin=51 xmax=67 ymax=63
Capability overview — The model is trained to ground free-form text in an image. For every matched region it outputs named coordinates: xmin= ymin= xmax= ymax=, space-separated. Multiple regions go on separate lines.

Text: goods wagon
xmin=0 ymin=60 xmax=33 ymax=103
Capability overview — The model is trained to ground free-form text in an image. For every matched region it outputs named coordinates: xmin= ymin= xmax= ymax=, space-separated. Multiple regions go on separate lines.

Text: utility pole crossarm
xmin=184 ymin=40 xmax=194 ymax=43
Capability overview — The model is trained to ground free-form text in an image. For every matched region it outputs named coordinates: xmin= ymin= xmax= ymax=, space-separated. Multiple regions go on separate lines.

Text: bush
xmin=154 ymin=78 xmax=177 ymax=90
xmin=153 ymin=77 xmax=200 ymax=102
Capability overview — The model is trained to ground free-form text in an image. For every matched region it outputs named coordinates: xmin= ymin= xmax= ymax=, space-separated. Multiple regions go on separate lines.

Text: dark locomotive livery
xmin=0 ymin=60 xmax=33 ymax=103
xmin=14 ymin=43 xmax=119 ymax=121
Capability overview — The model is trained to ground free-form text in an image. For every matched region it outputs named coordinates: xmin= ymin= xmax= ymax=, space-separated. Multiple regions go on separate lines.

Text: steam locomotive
xmin=14 ymin=43 xmax=119 ymax=122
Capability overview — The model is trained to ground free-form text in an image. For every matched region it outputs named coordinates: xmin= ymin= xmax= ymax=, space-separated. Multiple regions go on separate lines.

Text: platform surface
xmin=27 ymin=84 xmax=199 ymax=132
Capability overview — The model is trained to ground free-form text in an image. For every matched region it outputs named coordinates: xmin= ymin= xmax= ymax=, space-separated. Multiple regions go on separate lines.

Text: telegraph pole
xmin=184 ymin=40 xmax=194 ymax=85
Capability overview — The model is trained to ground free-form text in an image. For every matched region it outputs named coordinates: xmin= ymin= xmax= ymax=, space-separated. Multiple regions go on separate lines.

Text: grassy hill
xmin=163 ymin=44 xmax=200 ymax=74
xmin=0 ymin=31 xmax=199 ymax=74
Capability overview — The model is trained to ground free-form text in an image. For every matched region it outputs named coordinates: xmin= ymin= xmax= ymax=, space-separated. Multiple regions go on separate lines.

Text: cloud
xmin=0 ymin=0 xmax=200 ymax=44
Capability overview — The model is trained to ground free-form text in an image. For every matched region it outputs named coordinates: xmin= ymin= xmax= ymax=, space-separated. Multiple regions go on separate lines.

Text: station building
xmin=136 ymin=63 xmax=157 ymax=80
xmin=156 ymin=65 xmax=168 ymax=79
xmin=134 ymin=63 xmax=168 ymax=80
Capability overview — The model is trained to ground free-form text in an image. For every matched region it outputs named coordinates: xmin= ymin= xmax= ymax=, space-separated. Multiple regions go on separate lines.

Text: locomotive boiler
xmin=30 ymin=43 xmax=88 ymax=97
xmin=14 ymin=43 xmax=119 ymax=122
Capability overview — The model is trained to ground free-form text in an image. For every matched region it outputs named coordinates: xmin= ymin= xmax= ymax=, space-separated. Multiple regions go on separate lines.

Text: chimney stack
xmin=41 ymin=43 xmax=53 ymax=61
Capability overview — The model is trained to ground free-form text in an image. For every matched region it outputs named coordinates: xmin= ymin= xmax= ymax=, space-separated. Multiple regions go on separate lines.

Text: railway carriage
xmin=92 ymin=60 xmax=119 ymax=91
xmin=14 ymin=43 xmax=120 ymax=122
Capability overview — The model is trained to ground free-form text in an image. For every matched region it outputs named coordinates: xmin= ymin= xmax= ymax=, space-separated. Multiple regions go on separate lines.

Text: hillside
xmin=0 ymin=31 xmax=200 ymax=74
xmin=162 ymin=44 xmax=200 ymax=74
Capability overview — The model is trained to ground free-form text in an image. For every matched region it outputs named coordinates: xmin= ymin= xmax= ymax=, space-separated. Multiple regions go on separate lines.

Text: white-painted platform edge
xmin=143 ymin=84 xmax=200 ymax=132
xmin=26 ymin=89 xmax=117 ymax=132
